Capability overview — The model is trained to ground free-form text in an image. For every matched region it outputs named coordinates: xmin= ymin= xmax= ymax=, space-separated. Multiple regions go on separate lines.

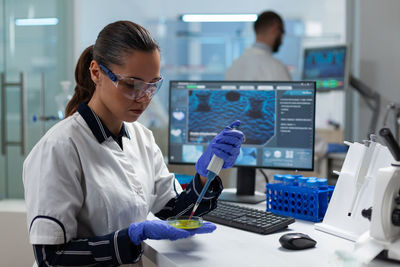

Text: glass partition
xmin=0 ymin=0 xmax=72 ymax=199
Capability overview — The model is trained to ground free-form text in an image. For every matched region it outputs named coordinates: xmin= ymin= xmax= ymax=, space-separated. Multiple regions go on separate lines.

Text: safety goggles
xmin=99 ymin=63 xmax=163 ymax=101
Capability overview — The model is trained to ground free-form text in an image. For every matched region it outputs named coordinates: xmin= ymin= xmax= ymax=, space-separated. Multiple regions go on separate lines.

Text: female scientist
xmin=23 ymin=21 xmax=244 ymax=266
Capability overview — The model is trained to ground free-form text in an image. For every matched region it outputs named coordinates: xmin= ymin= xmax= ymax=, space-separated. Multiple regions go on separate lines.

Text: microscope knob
xmin=392 ymin=209 xmax=400 ymax=226
xmin=361 ymin=207 xmax=372 ymax=221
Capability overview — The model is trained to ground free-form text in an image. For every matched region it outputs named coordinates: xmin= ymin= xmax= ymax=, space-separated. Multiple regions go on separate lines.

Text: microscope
xmin=354 ymin=128 xmax=400 ymax=263
xmin=315 ymin=133 xmax=392 ymax=241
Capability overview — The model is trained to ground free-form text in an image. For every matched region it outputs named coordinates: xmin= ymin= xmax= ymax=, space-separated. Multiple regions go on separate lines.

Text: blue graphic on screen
xmin=182 ymin=144 xmax=203 ymax=163
xmin=236 ymin=147 xmax=257 ymax=166
xmin=302 ymin=46 xmax=347 ymax=90
xmin=188 ymin=90 xmax=275 ymax=145
xmin=170 ymin=108 xmax=187 ymax=143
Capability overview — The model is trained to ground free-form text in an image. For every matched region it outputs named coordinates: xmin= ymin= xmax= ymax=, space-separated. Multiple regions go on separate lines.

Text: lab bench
xmin=1 ymin=198 xmax=397 ymax=267
xmin=143 ymin=193 xmax=397 ymax=267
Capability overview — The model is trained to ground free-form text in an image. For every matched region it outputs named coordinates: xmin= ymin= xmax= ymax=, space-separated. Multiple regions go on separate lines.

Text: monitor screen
xmin=301 ymin=45 xmax=349 ymax=90
xmin=168 ymin=80 xmax=316 ymax=203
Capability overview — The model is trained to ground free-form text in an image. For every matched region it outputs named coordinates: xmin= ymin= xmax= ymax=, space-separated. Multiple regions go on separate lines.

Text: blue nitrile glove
xmin=128 ymin=220 xmax=191 ymax=245
xmin=188 ymin=222 xmax=216 ymax=234
xmin=195 ymin=120 xmax=245 ymax=177
xmin=128 ymin=220 xmax=217 ymax=245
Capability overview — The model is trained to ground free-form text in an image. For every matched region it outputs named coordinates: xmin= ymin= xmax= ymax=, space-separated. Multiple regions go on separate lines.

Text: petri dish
xmin=167 ymin=216 xmax=203 ymax=229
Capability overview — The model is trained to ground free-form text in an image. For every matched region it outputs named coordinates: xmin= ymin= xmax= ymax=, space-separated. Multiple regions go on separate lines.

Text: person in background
xmin=225 ymin=11 xmax=342 ymax=191
xmin=23 ymin=20 xmax=244 ymax=266
xmin=226 ymin=11 xmax=291 ymax=192
xmin=225 ymin=10 xmax=291 ymax=81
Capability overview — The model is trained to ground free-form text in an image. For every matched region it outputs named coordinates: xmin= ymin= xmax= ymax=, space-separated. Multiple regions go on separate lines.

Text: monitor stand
xmin=219 ymin=167 xmax=266 ymax=204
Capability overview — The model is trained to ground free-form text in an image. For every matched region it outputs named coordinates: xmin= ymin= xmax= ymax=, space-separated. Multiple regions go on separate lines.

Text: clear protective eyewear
xmin=99 ymin=63 xmax=163 ymax=100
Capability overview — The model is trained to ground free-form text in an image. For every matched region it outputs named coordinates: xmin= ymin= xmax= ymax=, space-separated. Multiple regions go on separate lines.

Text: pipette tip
xmin=188 ymin=203 xmax=200 ymax=220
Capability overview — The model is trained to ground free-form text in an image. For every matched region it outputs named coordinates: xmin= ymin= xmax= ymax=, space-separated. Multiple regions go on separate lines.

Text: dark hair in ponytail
xmin=65 ymin=21 xmax=159 ymax=117
xmin=65 ymin=45 xmax=95 ymax=116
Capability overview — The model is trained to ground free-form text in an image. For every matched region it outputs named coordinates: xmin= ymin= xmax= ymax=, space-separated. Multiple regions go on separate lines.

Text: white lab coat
xmin=23 ymin=111 xmax=181 ymax=266
xmin=225 ymin=42 xmax=291 ymax=81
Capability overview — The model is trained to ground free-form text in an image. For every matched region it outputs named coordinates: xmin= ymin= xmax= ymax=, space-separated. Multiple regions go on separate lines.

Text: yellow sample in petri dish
xmin=167 ymin=216 xmax=203 ymax=229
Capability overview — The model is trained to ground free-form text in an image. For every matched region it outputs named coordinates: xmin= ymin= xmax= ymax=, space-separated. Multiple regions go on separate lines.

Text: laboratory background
xmin=1 ymin=0 xmax=400 ymax=266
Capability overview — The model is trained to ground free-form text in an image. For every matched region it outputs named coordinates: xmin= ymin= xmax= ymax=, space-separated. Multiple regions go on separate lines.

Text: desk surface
xmin=144 ymin=199 xmax=397 ymax=267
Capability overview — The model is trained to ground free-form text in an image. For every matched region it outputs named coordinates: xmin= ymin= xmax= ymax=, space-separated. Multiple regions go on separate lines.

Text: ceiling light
xmin=15 ymin=18 xmax=59 ymax=26
xmin=181 ymin=14 xmax=257 ymax=23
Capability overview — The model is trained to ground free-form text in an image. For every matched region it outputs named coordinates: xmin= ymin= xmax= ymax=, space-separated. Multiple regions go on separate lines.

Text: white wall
xmin=355 ymin=0 xmax=400 ymax=140
xmin=73 ymin=0 xmax=346 ymax=61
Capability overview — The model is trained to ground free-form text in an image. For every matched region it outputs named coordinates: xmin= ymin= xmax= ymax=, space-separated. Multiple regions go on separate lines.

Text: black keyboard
xmin=203 ymin=201 xmax=295 ymax=235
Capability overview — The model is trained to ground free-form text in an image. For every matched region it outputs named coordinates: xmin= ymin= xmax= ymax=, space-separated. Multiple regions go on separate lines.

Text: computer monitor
xmin=301 ymin=45 xmax=350 ymax=90
xmin=168 ymin=80 xmax=316 ymax=203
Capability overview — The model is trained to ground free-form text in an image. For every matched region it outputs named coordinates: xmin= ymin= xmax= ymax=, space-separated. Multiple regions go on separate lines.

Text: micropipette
xmin=188 ymin=154 xmax=224 ymax=220
xmin=188 ymin=123 xmax=241 ymax=220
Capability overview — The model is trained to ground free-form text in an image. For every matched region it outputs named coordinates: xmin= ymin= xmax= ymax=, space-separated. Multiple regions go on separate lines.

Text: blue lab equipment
xmin=327 ymin=143 xmax=349 ymax=154
xmin=283 ymin=175 xmax=296 ymax=186
xmin=174 ymin=173 xmax=194 ymax=189
xmin=274 ymin=174 xmax=284 ymax=183
xmin=298 ymin=177 xmax=309 ymax=187
xmin=292 ymin=174 xmax=302 ymax=179
xmin=306 ymin=179 xmax=319 ymax=189
xmin=266 ymin=176 xmax=335 ymax=222
xmin=317 ymin=178 xmax=328 ymax=189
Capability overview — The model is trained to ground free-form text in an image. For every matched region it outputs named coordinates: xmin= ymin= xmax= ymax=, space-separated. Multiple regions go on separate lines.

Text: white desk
xmin=143 ymin=200 xmax=397 ymax=267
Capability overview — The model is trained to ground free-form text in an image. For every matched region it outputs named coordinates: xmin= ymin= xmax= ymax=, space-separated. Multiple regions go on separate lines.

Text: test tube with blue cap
xmin=317 ymin=178 xmax=328 ymax=189
xmin=298 ymin=177 xmax=309 ymax=187
xmin=274 ymin=174 xmax=284 ymax=184
xmin=283 ymin=175 xmax=295 ymax=186
xmin=292 ymin=174 xmax=302 ymax=186
xmin=306 ymin=178 xmax=318 ymax=189
xmin=188 ymin=121 xmax=242 ymax=220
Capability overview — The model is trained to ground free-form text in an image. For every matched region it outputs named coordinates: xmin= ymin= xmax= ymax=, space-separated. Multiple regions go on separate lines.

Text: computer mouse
xmin=279 ymin=232 xmax=317 ymax=250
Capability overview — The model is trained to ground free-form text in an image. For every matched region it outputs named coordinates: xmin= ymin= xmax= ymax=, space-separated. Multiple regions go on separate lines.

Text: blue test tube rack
xmin=266 ymin=176 xmax=334 ymax=222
